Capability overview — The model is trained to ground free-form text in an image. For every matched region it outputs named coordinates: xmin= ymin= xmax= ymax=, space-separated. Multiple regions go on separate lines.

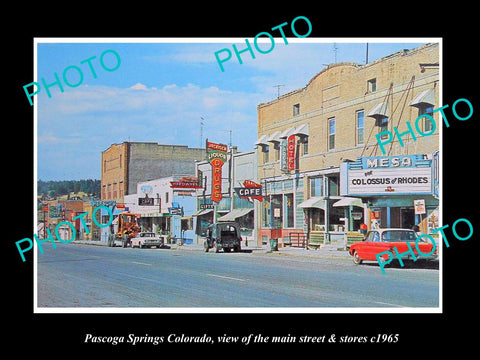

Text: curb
xmin=69 ymin=239 xmax=352 ymax=260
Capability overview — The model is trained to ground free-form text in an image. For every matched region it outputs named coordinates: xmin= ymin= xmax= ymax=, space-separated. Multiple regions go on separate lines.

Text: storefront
xmin=257 ymin=175 xmax=305 ymax=247
xmin=340 ymin=153 xmax=439 ymax=234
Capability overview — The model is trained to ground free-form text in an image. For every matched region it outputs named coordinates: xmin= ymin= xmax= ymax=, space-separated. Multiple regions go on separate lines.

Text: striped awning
xmin=297 ymin=197 xmax=326 ymax=210
xmin=218 ymin=208 xmax=253 ymax=221
xmin=367 ymin=101 xmax=388 ymax=119
xmin=255 ymin=134 xmax=269 ymax=146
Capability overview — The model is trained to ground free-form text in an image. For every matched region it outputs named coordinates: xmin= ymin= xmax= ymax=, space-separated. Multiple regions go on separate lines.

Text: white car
xmin=130 ymin=232 xmax=167 ymax=249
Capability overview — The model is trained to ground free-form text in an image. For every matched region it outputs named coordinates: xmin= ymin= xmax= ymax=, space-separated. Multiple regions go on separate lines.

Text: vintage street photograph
xmin=33 ymin=38 xmax=441 ymax=312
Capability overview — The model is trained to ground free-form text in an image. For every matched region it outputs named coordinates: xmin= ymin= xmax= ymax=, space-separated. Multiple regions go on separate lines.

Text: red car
xmin=349 ymin=228 xmax=437 ymax=265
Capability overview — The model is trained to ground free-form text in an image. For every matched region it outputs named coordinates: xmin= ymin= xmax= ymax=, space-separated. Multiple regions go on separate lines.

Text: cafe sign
xmin=234 ymin=180 xmax=263 ymax=202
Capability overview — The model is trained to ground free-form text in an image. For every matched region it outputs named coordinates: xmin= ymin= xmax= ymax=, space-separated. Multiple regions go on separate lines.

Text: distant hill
xmin=38 ymin=179 xmax=101 ymax=198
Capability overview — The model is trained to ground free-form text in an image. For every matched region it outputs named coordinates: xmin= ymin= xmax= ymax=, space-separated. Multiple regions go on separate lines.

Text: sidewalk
xmin=71 ymin=239 xmax=352 ymax=260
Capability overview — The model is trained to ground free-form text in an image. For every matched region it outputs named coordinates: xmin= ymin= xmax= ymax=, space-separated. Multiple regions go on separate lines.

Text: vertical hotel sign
xmin=287 ymin=134 xmax=296 ymax=171
xmin=206 ymin=141 xmax=228 ymax=202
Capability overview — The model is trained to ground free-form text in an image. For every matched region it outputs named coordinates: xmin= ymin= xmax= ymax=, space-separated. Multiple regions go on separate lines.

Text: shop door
xmin=390 ymin=207 xmax=400 ymax=228
xmin=401 ymin=208 xmax=415 ymax=229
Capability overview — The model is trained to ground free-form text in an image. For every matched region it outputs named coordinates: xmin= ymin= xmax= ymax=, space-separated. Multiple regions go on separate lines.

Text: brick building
xmin=101 ymin=142 xmax=206 ymax=204
xmin=255 ymin=43 xmax=440 ymax=248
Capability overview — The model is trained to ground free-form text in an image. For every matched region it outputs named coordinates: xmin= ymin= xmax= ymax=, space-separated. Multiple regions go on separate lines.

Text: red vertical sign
xmin=207 ymin=141 xmax=228 ymax=202
xmin=210 ymin=158 xmax=224 ymax=202
xmin=287 ymin=135 xmax=296 ymax=171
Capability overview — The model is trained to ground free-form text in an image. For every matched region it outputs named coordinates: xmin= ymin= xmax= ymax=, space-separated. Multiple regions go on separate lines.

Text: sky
xmin=35 ymin=39 xmax=431 ymax=180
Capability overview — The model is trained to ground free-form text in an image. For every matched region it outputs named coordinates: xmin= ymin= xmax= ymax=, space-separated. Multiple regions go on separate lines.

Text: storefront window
xmin=271 ymin=195 xmax=283 ymax=228
xmin=284 ymin=193 xmax=294 ymax=228
xmin=262 ymin=196 xmax=271 ymax=228
xmin=311 ymin=208 xmax=324 ymax=231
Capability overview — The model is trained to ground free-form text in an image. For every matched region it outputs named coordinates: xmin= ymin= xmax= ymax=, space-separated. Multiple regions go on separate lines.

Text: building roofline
xmin=257 ymin=43 xmax=438 ymax=109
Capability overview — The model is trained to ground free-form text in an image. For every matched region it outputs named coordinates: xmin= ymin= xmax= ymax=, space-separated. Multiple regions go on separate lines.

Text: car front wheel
xmin=353 ymin=251 xmax=363 ymax=265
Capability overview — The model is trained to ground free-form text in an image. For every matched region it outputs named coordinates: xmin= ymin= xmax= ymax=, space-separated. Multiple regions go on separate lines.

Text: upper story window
xmin=356 ymin=110 xmax=365 ymax=145
xmin=262 ymin=144 xmax=270 ymax=163
xmin=328 ymin=117 xmax=335 ymax=150
xmin=378 ymin=116 xmax=389 ymax=139
xmin=367 ymin=78 xmax=377 ymax=93
xmin=293 ymin=103 xmax=300 ymax=116
xmin=419 ymin=105 xmax=435 ymax=133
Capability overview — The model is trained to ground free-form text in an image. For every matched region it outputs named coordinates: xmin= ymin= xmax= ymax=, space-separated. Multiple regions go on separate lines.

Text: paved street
xmin=37 ymin=242 xmax=439 ymax=309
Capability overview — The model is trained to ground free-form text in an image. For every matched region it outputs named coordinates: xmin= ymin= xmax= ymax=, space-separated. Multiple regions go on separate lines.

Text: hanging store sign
xmin=91 ymin=200 xmax=116 ymax=207
xmin=414 ymin=199 xmax=426 ymax=215
xmin=207 ymin=141 xmax=228 ymax=202
xmin=168 ymin=207 xmax=183 ymax=216
xmin=280 ymin=138 xmax=288 ymax=171
xmin=343 ymin=155 xmax=433 ymax=196
xmin=138 ymin=196 xmax=155 ymax=206
xmin=170 ymin=176 xmax=202 ymax=189
xmin=287 ymin=135 xmax=296 ymax=171
xmin=234 ymin=180 xmax=263 ymax=201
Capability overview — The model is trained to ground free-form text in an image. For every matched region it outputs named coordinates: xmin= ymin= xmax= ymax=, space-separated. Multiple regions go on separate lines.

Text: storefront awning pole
xmin=324 ymin=176 xmax=329 ymax=245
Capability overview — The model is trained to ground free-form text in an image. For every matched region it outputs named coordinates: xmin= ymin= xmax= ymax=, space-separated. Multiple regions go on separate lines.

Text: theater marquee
xmin=340 ymin=154 xmax=434 ymax=196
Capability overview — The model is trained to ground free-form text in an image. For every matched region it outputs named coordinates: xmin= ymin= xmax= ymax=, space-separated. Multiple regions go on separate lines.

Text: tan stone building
xmin=255 ymin=43 xmax=440 ymax=248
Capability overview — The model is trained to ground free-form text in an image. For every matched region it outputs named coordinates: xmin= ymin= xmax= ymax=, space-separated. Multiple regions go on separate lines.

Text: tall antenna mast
xmin=273 ymin=84 xmax=284 ymax=99
xmin=200 ymin=117 xmax=204 ymax=148
xmin=333 ymin=43 xmax=338 ymax=63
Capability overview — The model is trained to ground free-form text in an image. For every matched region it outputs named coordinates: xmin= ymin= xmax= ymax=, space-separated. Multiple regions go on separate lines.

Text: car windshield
xmin=381 ymin=230 xmax=417 ymax=241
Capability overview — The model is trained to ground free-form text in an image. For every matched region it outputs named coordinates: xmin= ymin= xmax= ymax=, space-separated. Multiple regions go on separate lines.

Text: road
xmin=37 ymin=243 xmax=439 ymax=309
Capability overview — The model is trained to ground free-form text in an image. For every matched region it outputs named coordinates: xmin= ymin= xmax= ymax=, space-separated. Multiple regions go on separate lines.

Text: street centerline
xmin=131 ymin=261 xmax=152 ymax=266
xmin=206 ymin=273 xmax=246 ymax=282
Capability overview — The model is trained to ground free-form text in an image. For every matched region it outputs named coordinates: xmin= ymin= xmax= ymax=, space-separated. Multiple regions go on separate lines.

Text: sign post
xmin=414 ymin=199 xmax=426 ymax=233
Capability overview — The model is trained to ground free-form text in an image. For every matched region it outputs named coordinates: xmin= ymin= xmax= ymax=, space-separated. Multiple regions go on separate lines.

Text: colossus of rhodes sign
xmin=341 ymin=154 xmax=434 ymax=196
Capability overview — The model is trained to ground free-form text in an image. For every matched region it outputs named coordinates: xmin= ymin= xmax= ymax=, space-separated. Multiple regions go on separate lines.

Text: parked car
xmin=131 ymin=232 xmax=169 ymax=249
xmin=203 ymin=222 xmax=242 ymax=253
xmin=349 ymin=228 xmax=437 ymax=265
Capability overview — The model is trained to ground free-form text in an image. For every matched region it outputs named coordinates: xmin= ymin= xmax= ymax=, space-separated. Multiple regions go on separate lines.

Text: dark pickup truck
xmin=203 ymin=222 xmax=242 ymax=253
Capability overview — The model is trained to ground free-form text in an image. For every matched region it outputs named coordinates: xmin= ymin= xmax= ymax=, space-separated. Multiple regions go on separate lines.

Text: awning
xmin=193 ymin=209 xmax=213 ymax=216
xmin=254 ymin=134 xmax=269 ymax=146
xmin=297 ymin=197 xmax=326 ymax=210
xmin=218 ymin=208 xmax=253 ymax=222
xmin=332 ymin=197 xmax=364 ymax=208
xmin=279 ymin=127 xmax=296 ymax=139
xmin=267 ymin=131 xmax=281 ymax=143
xmin=140 ymin=212 xmax=162 ymax=217
xmin=367 ymin=101 xmax=388 ymax=119
xmin=292 ymin=123 xmax=309 ymax=137
xmin=409 ymin=88 xmax=435 ymax=108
